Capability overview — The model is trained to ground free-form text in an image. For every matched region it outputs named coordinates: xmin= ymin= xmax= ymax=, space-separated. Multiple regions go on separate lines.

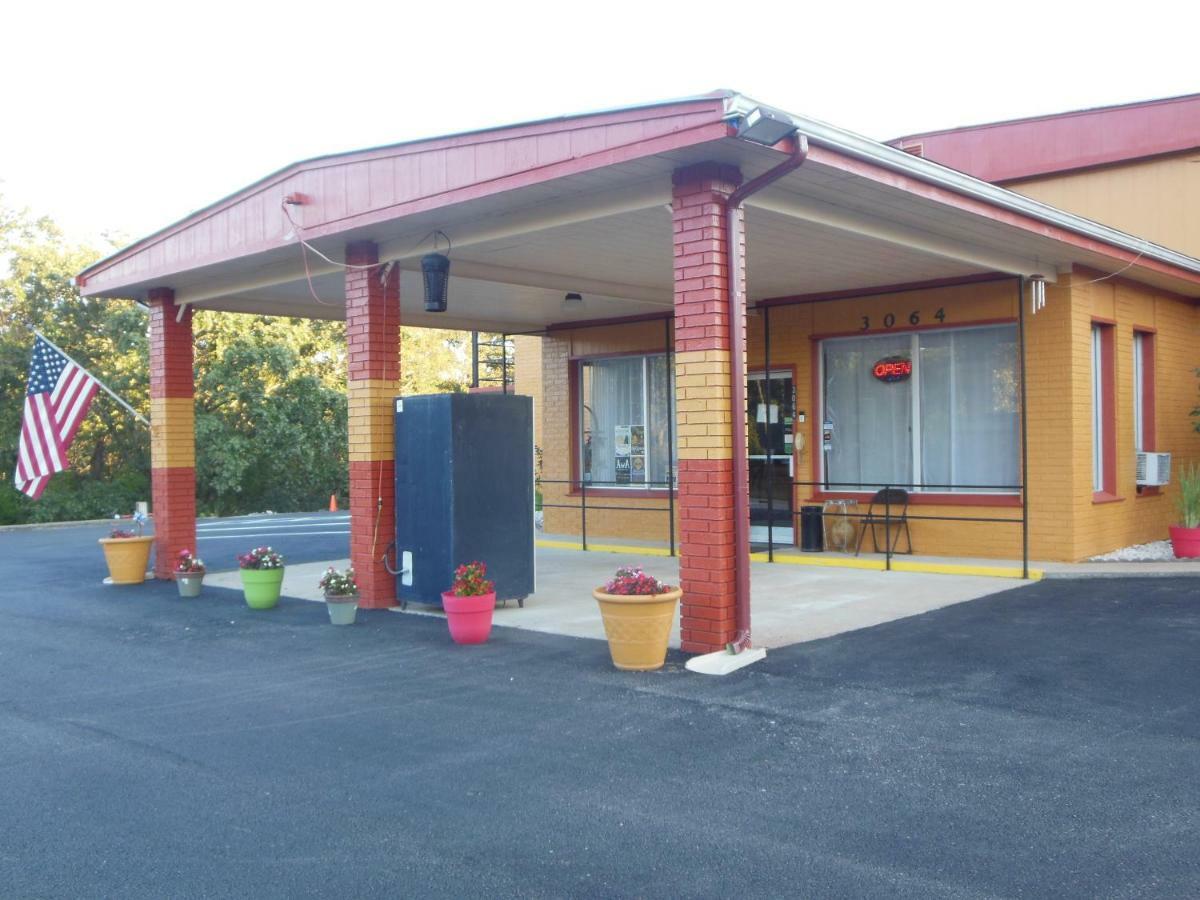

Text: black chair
xmin=854 ymin=488 xmax=914 ymax=556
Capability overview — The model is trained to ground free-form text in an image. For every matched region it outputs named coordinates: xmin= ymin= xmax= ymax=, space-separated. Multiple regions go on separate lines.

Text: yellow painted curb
xmin=536 ymin=539 xmax=672 ymax=557
xmin=537 ymin=541 xmax=1043 ymax=580
xmin=750 ymin=552 xmax=885 ymax=571
xmin=891 ymin=560 xmax=1044 ymax=580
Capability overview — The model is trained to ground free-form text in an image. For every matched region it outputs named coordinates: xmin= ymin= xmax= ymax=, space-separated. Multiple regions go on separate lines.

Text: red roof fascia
xmin=78 ymin=97 xmax=728 ymax=293
xmin=890 ymin=93 xmax=1200 ymax=183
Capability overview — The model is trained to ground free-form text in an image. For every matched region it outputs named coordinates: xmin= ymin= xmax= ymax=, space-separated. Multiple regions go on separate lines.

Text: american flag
xmin=14 ymin=335 xmax=100 ymax=499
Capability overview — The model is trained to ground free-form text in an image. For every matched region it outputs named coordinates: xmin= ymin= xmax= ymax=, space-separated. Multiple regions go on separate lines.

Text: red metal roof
xmin=889 ymin=93 xmax=1200 ymax=183
xmin=77 ymin=95 xmax=730 ymax=295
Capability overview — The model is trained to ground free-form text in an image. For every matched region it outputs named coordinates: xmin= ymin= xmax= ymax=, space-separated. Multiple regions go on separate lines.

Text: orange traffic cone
xmin=329 ymin=494 xmax=338 ymax=512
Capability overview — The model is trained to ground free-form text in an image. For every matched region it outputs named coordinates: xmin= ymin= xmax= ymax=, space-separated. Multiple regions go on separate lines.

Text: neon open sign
xmin=872 ymin=356 xmax=912 ymax=382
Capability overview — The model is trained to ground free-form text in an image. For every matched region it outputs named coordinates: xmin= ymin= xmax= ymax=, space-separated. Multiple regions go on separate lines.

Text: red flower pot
xmin=441 ymin=591 xmax=497 ymax=644
xmin=1169 ymin=525 xmax=1200 ymax=559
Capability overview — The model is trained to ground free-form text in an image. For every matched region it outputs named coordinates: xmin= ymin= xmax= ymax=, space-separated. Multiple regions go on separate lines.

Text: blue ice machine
xmin=393 ymin=393 xmax=534 ymax=608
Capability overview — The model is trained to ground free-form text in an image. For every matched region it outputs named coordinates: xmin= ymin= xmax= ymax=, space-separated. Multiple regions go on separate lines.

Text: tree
xmin=0 ymin=201 xmax=149 ymax=524
xmin=192 ymin=312 xmax=348 ymax=516
xmin=0 ymin=197 xmax=496 ymax=524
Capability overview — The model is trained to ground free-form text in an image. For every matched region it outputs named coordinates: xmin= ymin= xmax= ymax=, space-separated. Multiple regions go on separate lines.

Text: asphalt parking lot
xmin=2 ymin=521 xmax=1199 ymax=898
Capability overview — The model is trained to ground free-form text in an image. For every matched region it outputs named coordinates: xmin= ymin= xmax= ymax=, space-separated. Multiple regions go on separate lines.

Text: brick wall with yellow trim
xmin=538 ymin=278 xmax=1198 ymax=560
xmin=1066 ymin=272 xmax=1200 ymax=559
xmin=512 ymin=335 xmax=543 ymax=452
xmin=749 ymin=281 xmax=1031 ymax=560
xmin=541 ymin=321 xmax=681 ymax=542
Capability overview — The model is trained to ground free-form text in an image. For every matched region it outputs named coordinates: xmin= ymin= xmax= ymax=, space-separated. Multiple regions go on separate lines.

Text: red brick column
xmin=345 ymin=242 xmax=400 ymax=607
xmin=147 ymin=288 xmax=196 ymax=579
xmin=671 ymin=163 xmax=745 ymax=654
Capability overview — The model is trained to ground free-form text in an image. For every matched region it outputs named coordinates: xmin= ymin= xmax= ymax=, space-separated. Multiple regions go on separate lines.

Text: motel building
xmin=77 ymin=91 xmax=1200 ymax=655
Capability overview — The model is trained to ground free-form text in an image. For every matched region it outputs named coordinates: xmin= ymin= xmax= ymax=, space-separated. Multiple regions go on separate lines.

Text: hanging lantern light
xmin=421 ymin=231 xmax=452 ymax=312
xmin=422 ymin=253 xmax=450 ymax=312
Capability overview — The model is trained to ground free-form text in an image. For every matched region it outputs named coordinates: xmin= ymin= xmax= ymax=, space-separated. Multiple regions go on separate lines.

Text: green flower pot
xmin=240 ymin=567 xmax=285 ymax=609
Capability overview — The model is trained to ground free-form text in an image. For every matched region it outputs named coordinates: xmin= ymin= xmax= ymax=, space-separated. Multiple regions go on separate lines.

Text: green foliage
xmin=193 ymin=312 xmax=349 ymax=516
xmin=1177 ymin=463 xmax=1200 ymax=529
xmin=0 ymin=201 xmax=150 ymax=524
xmin=0 ymin=197 xmax=500 ymax=525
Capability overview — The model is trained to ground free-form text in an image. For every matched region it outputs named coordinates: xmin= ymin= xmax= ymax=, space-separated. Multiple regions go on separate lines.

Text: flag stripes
xmin=14 ymin=336 xmax=101 ymax=499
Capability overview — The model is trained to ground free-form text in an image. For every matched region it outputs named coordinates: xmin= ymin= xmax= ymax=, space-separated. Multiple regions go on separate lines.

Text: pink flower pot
xmin=441 ymin=591 xmax=497 ymax=644
xmin=1169 ymin=525 xmax=1200 ymax=559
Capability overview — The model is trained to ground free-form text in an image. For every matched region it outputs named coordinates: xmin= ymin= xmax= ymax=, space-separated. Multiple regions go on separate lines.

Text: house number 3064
xmin=860 ymin=308 xmax=946 ymax=331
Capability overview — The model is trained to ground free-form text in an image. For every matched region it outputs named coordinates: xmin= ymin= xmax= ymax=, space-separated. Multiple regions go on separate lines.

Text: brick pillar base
xmin=147 ymin=290 xmax=196 ymax=579
xmin=346 ymin=242 xmax=399 ymax=608
xmin=672 ymin=163 xmax=745 ymax=654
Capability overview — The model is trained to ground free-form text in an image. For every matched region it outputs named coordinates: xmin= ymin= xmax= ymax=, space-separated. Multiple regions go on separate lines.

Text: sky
xmin=3 ymin=0 xmax=1197 ymax=247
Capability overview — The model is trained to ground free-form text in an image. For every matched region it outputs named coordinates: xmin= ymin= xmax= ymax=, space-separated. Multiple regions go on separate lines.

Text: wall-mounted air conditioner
xmin=1136 ymin=451 xmax=1171 ymax=487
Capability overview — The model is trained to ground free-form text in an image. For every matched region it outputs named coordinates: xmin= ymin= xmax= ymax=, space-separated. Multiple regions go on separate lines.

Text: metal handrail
xmin=539 ymin=477 xmax=676 ymax=555
xmin=787 ymin=479 xmax=1028 ymax=575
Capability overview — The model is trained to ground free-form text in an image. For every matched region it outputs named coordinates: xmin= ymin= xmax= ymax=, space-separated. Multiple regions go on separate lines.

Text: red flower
xmin=449 ymin=561 xmax=494 ymax=597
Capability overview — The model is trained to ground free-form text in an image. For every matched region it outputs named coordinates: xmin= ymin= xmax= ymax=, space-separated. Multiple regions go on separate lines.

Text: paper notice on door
xmin=756 ymin=404 xmax=780 ymax=424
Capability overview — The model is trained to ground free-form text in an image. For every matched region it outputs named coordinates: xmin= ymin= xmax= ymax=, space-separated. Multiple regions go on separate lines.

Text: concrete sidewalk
xmin=208 ymin=545 xmax=1026 ymax=649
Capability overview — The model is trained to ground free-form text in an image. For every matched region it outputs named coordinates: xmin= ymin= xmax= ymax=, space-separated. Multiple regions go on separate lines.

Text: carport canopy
xmin=77 ymin=90 xmax=1200 ymax=330
xmin=76 ymin=89 xmax=1200 ymax=652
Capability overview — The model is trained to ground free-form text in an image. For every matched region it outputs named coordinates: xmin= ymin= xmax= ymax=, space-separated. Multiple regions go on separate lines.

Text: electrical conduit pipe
xmin=725 ymin=134 xmax=809 ymax=652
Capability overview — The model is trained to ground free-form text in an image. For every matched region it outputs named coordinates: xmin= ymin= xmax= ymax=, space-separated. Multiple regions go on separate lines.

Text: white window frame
xmin=1092 ymin=325 xmax=1105 ymax=493
xmin=818 ymin=323 xmax=1019 ymax=495
xmin=578 ymin=353 xmax=674 ymax=490
xmin=1132 ymin=332 xmax=1145 ymax=453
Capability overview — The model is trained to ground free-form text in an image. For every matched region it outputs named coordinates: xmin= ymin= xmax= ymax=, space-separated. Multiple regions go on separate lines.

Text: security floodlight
xmin=737 ymin=106 xmax=799 ymax=147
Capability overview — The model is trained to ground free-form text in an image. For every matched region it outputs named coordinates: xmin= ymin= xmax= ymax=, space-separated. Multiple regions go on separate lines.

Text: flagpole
xmin=33 ymin=330 xmax=151 ymax=427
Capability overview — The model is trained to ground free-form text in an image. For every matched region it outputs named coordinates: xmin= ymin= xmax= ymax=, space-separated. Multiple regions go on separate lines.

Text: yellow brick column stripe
xmin=674 ymin=349 xmax=732 ymax=461
xmin=348 ymin=379 xmax=399 ymax=462
xmin=149 ymin=397 xmax=196 ymax=468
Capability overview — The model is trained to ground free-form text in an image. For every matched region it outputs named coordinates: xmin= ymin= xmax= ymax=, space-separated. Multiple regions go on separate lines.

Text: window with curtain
xmin=1091 ymin=323 xmax=1115 ymax=495
xmin=821 ymin=324 xmax=1018 ymax=493
xmin=580 ymin=354 xmax=675 ymax=488
xmin=1133 ymin=331 xmax=1154 ymax=453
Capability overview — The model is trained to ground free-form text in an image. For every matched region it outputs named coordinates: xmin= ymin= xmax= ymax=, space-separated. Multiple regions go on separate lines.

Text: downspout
xmin=725 ymin=134 xmax=809 ymax=652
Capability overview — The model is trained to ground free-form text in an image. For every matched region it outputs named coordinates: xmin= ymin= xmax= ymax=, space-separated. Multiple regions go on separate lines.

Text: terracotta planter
xmin=175 ymin=571 xmax=205 ymax=597
xmin=240 ymin=567 xmax=285 ymax=609
xmin=441 ymin=591 xmax=496 ymax=644
xmin=99 ymin=536 xmax=155 ymax=585
xmin=325 ymin=593 xmax=359 ymax=625
xmin=592 ymin=587 xmax=682 ymax=671
xmin=1169 ymin=525 xmax=1200 ymax=559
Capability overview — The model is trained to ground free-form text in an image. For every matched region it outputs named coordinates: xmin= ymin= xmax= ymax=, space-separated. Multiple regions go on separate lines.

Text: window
xmin=1133 ymin=331 xmax=1155 ymax=454
xmin=1091 ymin=323 xmax=1116 ymax=496
xmin=579 ymin=355 xmax=675 ymax=489
xmin=820 ymin=324 xmax=1019 ymax=493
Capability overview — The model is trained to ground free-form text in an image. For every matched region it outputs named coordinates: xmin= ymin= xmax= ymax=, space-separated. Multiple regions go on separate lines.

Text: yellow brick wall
xmin=347 ymin=379 xmax=399 ymax=462
xmin=750 ymin=281 xmax=1029 ymax=561
xmin=149 ymin=397 xmax=196 ymax=468
xmin=512 ymin=335 xmax=543 ymax=452
xmin=1067 ymin=272 xmax=1200 ymax=559
xmin=675 ymin=350 xmax=732 ymax=459
xmin=540 ymin=321 xmax=681 ymax=543
xmin=537 ymin=277 xmax=1199 ymax=561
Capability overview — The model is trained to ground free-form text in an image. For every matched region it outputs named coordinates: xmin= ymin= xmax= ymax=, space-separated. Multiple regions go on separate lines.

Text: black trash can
xmin=800 ymin=505 xmax=824 ymax=552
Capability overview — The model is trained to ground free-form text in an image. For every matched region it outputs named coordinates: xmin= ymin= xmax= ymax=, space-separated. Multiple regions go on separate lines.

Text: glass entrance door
xmin=748 ymin=371 xmax=794 ymax=546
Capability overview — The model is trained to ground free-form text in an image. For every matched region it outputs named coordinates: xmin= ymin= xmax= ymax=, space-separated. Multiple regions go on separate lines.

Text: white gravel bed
xmin=1089 ymin=540 xmax=1178 ymax=562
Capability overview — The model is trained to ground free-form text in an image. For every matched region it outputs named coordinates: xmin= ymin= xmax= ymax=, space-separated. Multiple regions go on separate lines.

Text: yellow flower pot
xmin=99 ymin=536 xmax=155 ymax=585
xmin=592 ymin=587 xmax=682 ymax=671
